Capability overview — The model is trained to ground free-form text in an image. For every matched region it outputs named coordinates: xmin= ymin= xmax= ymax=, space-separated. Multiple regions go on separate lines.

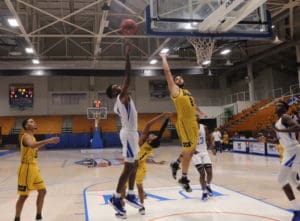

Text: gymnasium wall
xmin=0 ymin=68 xmax=297 ymax=117
xmin=272 ymin=68 xmax=298 ymax=93
xmin=254 ymin=68 xmax=274 ymax=100
xmin=0 ymin=75 xmax=223 ymax=116
xmin=0 ymin=76 xmax=48 ymax=116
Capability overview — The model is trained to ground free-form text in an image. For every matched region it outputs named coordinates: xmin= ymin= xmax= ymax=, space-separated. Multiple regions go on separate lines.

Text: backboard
xmin=146 ymin=0 xmax=272 ymax=39
xmin=87 ymin=107 xmax=107 ymax=120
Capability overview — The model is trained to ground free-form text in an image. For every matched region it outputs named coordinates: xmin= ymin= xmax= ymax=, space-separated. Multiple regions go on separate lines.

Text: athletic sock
xmin=127 ymin=190 xmax=134 ymax=195
xmin=182 ymin=173 xmax=187 ymax=179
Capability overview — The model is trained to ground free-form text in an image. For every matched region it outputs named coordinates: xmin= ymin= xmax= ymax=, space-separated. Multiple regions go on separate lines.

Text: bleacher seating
xmin=138 ymin=113 xmax=171 ymax=139
xmin=225 ymin=98 xmax=279 ymax=133
xmin=33 ymin=116 xmax=63 ymax=134
xmin=72 ymin=114 xmax=117 ymax=133
xmin=0 ymin=117 xmax=16 ymax=135
xmin=222 ymin=98 xmax=273 ymax=131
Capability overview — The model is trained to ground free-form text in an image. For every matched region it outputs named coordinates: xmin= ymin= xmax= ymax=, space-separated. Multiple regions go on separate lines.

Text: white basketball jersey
xmin=275 ymin=117 xmax=298 ymax=152
xmin=114 ymin=95 xmax=137 ymax=130
xmin=196 ymin=124 xmax=208 ymax=154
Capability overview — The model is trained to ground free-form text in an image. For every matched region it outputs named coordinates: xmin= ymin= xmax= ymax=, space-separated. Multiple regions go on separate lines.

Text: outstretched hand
xmin=49 ymin=136 xmax=60 ymax=144
xmin=159 ymin=52 xmax=168 ymax=59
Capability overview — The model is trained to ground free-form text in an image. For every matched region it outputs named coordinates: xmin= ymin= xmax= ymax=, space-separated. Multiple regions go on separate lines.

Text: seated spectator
xmin=222 ymin=130 xmax=230 ymax=151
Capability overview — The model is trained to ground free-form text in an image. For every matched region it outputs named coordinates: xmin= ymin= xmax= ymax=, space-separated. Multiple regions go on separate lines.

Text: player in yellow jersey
xmin=160 ymin=52 xmax=203 ymax=192
xmin=135 ymin=112 xmax=170 ymax=215
xmin=117 ymin=112 xmax=171 ymax=218
xmin=14 ymin=118 xmax=60 ymax=221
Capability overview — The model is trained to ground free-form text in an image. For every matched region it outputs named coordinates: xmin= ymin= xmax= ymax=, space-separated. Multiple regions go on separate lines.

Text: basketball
xmin=120 ymin=19 xmax=137 ymax=35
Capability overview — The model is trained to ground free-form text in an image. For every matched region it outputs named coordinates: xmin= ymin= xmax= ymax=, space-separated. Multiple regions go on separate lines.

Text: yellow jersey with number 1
xmin=171 ymin=88 xmax=196 ymax=120
xmin=171 ymin=88 xmax=198 ymax=149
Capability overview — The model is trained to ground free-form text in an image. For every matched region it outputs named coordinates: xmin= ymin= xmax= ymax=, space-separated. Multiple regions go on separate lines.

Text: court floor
xmin=0 ymin=145 xmax=297 ymax=221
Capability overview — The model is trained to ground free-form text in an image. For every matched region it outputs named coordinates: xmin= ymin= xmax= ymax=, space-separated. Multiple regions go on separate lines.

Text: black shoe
xmin=115 ymin=212 xmax=127 ymax=219
xmin=36 ymin=214 xmax=42 ymax=220
xmin=170 ymin=161 xmax=180 ymax=180
xmin=178 ymin=177 xmax=192 ymax=192
xmin=139 ymin=207 xmax=146 ymax=215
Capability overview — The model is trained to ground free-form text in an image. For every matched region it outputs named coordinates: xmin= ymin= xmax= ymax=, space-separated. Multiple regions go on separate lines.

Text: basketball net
xmin=187 ymin=38 xmax=215 ymax=66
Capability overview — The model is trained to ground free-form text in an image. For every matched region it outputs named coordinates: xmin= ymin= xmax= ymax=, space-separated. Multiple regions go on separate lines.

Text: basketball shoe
xmin=139 ymin=207 xmax=146 ymax=215
xmin=109 ymin=195 xmax=126 ymax=215
xmin=125 ymin=194 xmax=143 ymax=209
xmin=115 ymin=212 xmax=127 ymax=219
xmin=201 ymin=192 xmax=209 ymax=201
xmin=170 ymin=161 xmax=180 ymax=180
xmin=206 ymin=185 xmax=213 ymax=196
xmin=292 ymin=210 xmax=300 ymax=221
xmin=36 ymin=214 xmax=42 ymax=220
xmin=178 ymin=177 xmax=192 ymax=192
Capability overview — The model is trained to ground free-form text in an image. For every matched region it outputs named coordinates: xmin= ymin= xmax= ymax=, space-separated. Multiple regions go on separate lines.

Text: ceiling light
xmin=9 ymin=51 xmax=22 ymax=56
xmin=7 ymin=18 xmax=19 ymax=27
xmin=220 ymin=49 xmax=231 ymax=55
xmin=143 ymin=70 xmax=155 ymax=77
xmin=32 ymin=59 xmax=40 ymax=64
xmin=25 ymin=48 xmax=34 ymax=54
xmin=160 ymin=48 xmax=169 ymax=54
xmin=32 ymin=70 xmax=44 ymax=76
xmin=149 ymin=59 xmax=158 ymax=64
xmin=202 ymin=60 xmax=211 ymax=65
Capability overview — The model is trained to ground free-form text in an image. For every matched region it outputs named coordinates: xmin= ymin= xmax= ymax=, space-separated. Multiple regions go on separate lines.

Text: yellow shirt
xmin=138 ymin=141 xmax=153 ymax=164
xmin=171 ymin=88 xmax=196 ymax=120
xmin=223 ymin=134 xmax=229 ymax=144
xmin=20 ymin=134 xmax=38 ymax=164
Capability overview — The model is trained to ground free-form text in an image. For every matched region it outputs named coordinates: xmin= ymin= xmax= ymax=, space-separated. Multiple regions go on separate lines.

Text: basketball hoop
xmin=87 ymin=107 xmax=108 ymax=128
xmin=187 ymin=38 xmax=216 ymax=66
xmin=86 ymin=107 xmax=107 ymax=149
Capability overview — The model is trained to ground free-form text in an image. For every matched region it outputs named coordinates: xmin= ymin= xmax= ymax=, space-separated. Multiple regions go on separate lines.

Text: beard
xmin=177 ymin=83 xmax=184 ymax=88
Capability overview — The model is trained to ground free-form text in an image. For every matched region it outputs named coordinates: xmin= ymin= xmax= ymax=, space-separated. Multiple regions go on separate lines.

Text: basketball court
xmin=0 ymin=147 xmax=297 ymax=221
xmin=85 ymin=185 xmax=291 ymax=221
xmin=0 ymin=0 xmax=300 ymax=221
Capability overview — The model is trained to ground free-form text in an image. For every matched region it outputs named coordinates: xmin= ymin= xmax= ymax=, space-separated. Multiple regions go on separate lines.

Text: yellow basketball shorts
xmin=135 ymin=163 xmax=146 ymax=185
xmin=176 ymin=119 xmax=199 ymax=150
xmin=17 ymin=163 xmax=45 ymax=195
